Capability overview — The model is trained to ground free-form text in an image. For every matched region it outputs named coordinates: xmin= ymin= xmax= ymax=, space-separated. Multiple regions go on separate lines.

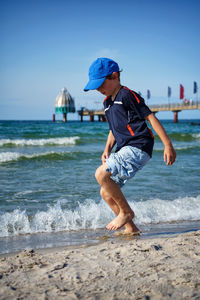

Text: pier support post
xmin=102 ymin=115 xmax=106 ymax=122
xmin=63 ymin=113 xmax=67 ymax=122
xmin=174 ymin=111 xmax=178 ymax=123
xmin=52 ymin=114 xmax=55 ymax=122
xmin=90 ymin=115 xmax=94 ymax=122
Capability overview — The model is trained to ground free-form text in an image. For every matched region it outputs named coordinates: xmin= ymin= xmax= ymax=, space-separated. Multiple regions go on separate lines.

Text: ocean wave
xmin=169 ymin=132 xmax=200 ymax=142
xmin=0 ymin=151 xmax=82 ymax=163
xmin=192 ymin=133 xmax=200 ymax=139
xmin=0 ymin=136 xmax=79 ymax=147
xmin=0 ymin=152 xmax=22 ymax=163
xmin=153 ymin=144 xmax=200 ymax=152
xmin=0 ymin=195 xmax=200 ymax=237
xmin=1 ymin=145 xmax=199 ymax=164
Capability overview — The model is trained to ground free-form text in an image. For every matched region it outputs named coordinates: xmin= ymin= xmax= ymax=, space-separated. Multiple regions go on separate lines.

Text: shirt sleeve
xmin=122 ymin=89 xmax=152 ymax=119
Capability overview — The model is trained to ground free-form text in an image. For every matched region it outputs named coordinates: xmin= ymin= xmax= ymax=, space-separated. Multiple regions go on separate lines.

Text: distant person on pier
xmin=84 ymin=58 xmax=176 ymax=235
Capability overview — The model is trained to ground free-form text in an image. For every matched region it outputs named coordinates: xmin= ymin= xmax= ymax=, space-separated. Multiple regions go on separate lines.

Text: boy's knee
xmin=95 ymin=165 xmax=110 ymax=185
xmin=95 ymin=166 xmax=103 ymax=184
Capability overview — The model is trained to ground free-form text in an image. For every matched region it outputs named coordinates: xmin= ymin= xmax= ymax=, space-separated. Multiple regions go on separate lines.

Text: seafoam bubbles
xmin=192 ymin=133 xmax=200 ymax=140
xmin=133 ymin=195 xmax=200 ymax=224
xmin=0 ymin=136 xmax=80 ymax=147
xmin=0 ymin=195 xmax=200 ymax=237
xmin=0 ymin=209 xmax=32 ymax=236
xmin=0 ymin=152 xmax=21 ymax=163
xmin=0 ymin=150 xmax=78 ymax=163
xmin=31 ymin=200 xmax=112 ymax=233
xmin=0 ymin=200 xmax=113 ymax=237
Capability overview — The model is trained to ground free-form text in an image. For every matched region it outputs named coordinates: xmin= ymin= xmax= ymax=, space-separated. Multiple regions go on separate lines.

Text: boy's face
xmin=97 ymin=72 xmax=120 ymax=97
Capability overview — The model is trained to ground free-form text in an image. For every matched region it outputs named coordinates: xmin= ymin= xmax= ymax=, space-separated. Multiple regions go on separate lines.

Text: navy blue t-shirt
xmin=103 ymin=86 xmax=154 ymax=157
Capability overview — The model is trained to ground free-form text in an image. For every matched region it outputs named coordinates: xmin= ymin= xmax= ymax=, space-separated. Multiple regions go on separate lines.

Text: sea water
xmin=0 ymin=120 xmax=200 ymax=253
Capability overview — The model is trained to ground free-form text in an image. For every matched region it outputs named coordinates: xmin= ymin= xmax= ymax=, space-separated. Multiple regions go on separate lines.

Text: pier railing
xmin=149 ymin=101 xmax=200 ymax=112
xmin=78 ymin=101 xmax=200 ymax=123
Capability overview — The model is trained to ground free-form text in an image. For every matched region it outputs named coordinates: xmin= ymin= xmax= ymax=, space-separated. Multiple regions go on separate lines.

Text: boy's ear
xmin=112 ymin=72 xmax=119 ymax=79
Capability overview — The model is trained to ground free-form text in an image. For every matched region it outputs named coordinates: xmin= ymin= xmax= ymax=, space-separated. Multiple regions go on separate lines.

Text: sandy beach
xmin=0 ymin=230 xmax=200 ymax=300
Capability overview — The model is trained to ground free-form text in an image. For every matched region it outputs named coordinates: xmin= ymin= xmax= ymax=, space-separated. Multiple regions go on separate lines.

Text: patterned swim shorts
xmin=106 ymin=146 xmax=150 ymax=188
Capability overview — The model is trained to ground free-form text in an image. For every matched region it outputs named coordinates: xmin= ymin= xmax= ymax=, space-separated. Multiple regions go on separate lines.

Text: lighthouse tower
xmin=53 ymin=87 xmax=75 ymax=122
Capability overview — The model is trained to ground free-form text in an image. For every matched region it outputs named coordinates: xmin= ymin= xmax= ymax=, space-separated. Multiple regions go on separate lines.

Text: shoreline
xmin=1 ymin=220 xmax=200 ymax=256
xmin=0 ymin=229 xmax=200 ymax=299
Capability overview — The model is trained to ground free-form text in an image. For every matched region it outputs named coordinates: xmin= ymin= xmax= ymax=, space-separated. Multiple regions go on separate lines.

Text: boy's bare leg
xmin=100 ymin=187 xmax=140 ymax=234
xmin=95 ymin=164 xmax=135 ymax=231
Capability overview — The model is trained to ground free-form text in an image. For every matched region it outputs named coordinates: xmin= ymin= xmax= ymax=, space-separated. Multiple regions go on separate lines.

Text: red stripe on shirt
xmin=127 ymin=124 xmax=135 ymax=136
xmin=148 ymin=128 xmax=154 ymax=138
xmin=123 ymin=86 xmax=140 ymax=103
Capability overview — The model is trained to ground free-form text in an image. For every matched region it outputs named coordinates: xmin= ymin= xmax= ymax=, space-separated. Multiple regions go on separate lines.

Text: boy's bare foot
xmin=106 ymin=213 xmax=134 ymax=231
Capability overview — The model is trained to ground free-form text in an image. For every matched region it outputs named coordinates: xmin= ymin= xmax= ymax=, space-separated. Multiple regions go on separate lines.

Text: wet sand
xmin=0 ymin=230 xmax=200 ymax=300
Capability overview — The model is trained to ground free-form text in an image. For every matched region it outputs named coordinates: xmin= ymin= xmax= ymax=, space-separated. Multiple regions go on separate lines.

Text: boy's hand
xmin=101 ymin=150 xmax=110 ymax=164
xmin=145 ymin=113 xmax=176 ymax=166
xmin=164 ymin=144 xmax=176 ymax=165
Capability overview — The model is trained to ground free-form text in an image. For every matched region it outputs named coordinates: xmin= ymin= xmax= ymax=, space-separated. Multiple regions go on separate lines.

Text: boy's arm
xmin=145 ymin=113 xmax=176 ymax=165
xmin=101 ymin=130 xmax=116 ymax=163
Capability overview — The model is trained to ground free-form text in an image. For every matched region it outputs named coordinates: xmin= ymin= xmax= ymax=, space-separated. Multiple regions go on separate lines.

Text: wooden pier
xmin=78 ymin=101 xmax=200 ymax=123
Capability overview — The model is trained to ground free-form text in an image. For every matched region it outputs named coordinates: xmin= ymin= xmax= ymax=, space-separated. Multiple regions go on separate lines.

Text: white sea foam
xmin=0 ymin=151 xmax=70 ymax=163
xmin=153 ymin=144 xmax=200 ymax=152
xmin=0 ymin=136 xmax=79 ymax=147
xmin=192 ymin=133 xmax=200 ymax=139
xmin=0 ymin=195 xmax=200 ymax=237
xmin=0 ymin=152 xmax=21 ymax=162
xmin=174 ymin=145 xmax=200 ymax=150
xmin=133 ymin=196 xmax=200 ymax=224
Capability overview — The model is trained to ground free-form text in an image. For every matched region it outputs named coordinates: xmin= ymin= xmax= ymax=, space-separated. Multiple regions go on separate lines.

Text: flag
xmin=147 ymin=89 xmax=151 ymax=99
xmin=193 ymin=81 xmax=197 ymax=94
xmin=180 ymin=84 xmax=184 ymax=99
xmin=168 ymin=86 xmax=171 ymax=98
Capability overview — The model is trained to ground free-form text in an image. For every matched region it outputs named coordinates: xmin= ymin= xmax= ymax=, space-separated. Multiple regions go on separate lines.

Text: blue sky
xmin=0 ymin=0 xmax=200 ymax=120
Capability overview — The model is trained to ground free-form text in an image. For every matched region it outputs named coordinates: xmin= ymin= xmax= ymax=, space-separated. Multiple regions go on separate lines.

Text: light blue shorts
xmin=106 ymin=146 xmax=150 ymax=188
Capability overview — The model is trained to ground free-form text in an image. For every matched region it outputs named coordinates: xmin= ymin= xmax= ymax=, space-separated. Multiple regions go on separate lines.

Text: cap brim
xmin=84 ymin=77 xmax=105 ymax=92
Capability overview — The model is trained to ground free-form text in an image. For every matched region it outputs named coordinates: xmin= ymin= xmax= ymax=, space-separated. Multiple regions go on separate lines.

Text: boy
xmin=84 ymin=58 xmax=176 ymax=234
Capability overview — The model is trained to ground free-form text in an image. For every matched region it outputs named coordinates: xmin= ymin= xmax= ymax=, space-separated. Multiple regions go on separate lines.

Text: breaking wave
xmin=168 ymin=132 xmax=200 ymax=142
xmin=0 ymin=150 xmax=98 ymax=163
xmin=0 ymin=195 xmax=200 ymax=237
xmin=153 ymin=144 xmax=200 ymax=152
xmin=0 ymin=136 xmax=79 ymax=147
xmin=0 ymin=151 xmax=70 ymax=163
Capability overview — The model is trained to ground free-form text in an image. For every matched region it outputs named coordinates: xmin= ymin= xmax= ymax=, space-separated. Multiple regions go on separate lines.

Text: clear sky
xmin=0 ymin=0 xmax=200 ymax=120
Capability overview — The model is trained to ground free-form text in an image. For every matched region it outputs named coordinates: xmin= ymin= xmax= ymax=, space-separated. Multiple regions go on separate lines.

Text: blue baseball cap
xmin=84 ymin=57 xmax=119 ymax=91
